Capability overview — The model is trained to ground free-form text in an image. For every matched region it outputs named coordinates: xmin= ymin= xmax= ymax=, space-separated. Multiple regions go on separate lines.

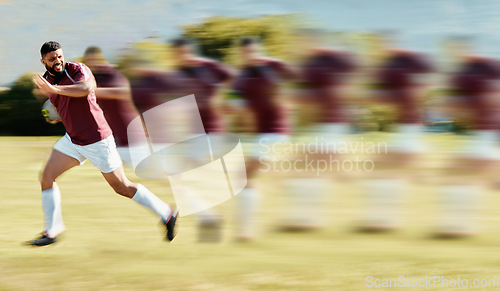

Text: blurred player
xmin=125 ymin=48 xmax=232 ymax=243
xmin=124 ymin=50 xmax=189 ymax=184
xmin=434 ymin=38 xmax=500 ymax=238
xmin=359 ymin=33 xmax=433 ymax=231
xmin=127 ymin=56 xmax=177 ymax=114
xmin=82 ymin=46 xmax=139 ymax=166
xmin=231 ymin=37 xmax=296 ymax=240
xmin=27 ymin=41 xmax=179 ymax=246
xmin=169 ymin=38 xmax=232 ymax=241
xmin=282 ymin=29 xmax=356 ymax=230
xmin=170 ymin=37 xmax=232 ymax=134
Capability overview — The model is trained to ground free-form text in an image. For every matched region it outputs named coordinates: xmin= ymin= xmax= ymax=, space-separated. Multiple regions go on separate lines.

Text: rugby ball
xmin=41 ymin=99 xmax=60 ymax=121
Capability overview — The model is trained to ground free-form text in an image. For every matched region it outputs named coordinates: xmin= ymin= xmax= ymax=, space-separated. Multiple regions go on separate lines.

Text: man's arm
xmin=95 ymin=87 xmax=131 ymax=100
xmin=95 ymin=75 xmax=132 ymax=100
xmin=33 ymin=75 xmax=95 ymax=97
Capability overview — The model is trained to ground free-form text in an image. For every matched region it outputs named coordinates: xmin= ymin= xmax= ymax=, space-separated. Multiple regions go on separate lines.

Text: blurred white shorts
xmin=460 ymin=130 xmax=499 ymax=160
xmin=54 ymin=133 xmax=123 ymax=173
xmin=304 ymin=123 xmax=350 ymax=153
xmin=116 ymin=147 xmax=133 ymax=168
xmin=389 ymin=123 xmax=425 ymax=154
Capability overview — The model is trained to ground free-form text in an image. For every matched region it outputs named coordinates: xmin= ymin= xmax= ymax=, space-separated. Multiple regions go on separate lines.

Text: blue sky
xmin=2 ymin=0 xmax=500 ymax=86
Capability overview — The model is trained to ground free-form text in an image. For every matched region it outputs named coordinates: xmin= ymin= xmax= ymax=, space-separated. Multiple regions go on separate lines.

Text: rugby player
xmin=282 ymin=29 xmax=356 ymax=230
xmin=27 ymin=41 xmax=179 ymax=246
xmin=232 ymin=37 xmax=296 ymax=240
xmin=435 ymin=44 xmax=500 ymax=238
xmin=359 ymin=33 xmax=433 ymax=232
xmin=169 ymin=38 xmax=232 ymax=241
xmin=170 ymin=37 xmax=232 ymax=134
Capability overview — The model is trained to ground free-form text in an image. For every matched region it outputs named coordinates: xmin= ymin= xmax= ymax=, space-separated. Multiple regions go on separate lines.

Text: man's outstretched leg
xmin=102 ymin=167 xmax=180 ymax=241
xmin=27 ymin=150 xmax=80 ymax=246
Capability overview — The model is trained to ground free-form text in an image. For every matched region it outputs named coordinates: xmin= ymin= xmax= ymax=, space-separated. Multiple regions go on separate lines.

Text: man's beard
xmin=46 ymin=62 xmax=65 ymax=76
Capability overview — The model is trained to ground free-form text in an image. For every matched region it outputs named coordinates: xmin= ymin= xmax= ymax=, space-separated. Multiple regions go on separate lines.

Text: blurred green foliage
xmin=1 ymin=15 xmax=457 ymax=136
xmin=0 ymin=73 xmax=65 ymax=136
xmin=182 ymin=14 xmax=301 ymax=65
xmin=116 ymin=14 xmax=302 ymax=73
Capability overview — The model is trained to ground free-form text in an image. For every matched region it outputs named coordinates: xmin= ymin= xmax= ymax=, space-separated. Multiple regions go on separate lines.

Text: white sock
xmin=363 ymin=179 xmax=405 ymax=228
xmin=132 ymin=184 xmax=172 ymax=222
xmin=438 ymin=184 xmax=480 ymax=234
xmin=41 ymin=184 xmax=65 ymax=238
xmin=285 ymin=178 xmax=329 ymax=226
xmin=236 ymin=187 xmax=259 ymax=238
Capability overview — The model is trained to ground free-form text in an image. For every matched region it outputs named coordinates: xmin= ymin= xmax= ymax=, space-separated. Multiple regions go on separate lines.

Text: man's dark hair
xmin=171 ymin=37 xmax=193 ymax=48
xmin=84 ymin=46 xmax=103 ymax=56
xmin=238 ymin=36 xmax=259 ymax=47
xmin=40 ymin=41 xmax=62 ymax=57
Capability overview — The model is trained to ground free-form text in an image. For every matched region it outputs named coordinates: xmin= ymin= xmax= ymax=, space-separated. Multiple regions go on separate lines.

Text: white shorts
xmin=54 ymin=133 xmax=123 ymax=173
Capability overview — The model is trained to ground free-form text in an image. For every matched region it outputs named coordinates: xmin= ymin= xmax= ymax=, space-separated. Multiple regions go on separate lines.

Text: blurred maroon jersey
xmin=450 ymin=56 xmax=500 ymax=130
xmin=172 ymin=60 xmax=231 ymax=133
xmin=93 ymin=64 xmax=139 ymax=147
xmin=374 ymin=50 xmax=433 ymax=124
xmin=130 ymin=70 xmax=177 ymax=114
xmin=300 ymin=49 xmax=356 ymax=123
xmin=233 ymin=59 xmax=294 ymax=134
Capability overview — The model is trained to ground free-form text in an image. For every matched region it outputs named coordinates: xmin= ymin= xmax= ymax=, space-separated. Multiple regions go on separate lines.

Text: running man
xmin=27 ymin=41 xmax=179 ymax=246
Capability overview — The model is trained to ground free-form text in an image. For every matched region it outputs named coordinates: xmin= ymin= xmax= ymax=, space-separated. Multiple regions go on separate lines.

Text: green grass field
xmin=2 ymin=135 xmax=500 ymax=290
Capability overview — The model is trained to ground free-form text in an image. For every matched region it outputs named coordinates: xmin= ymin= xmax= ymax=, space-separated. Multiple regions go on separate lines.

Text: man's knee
xmin=39 ymin=169 xmax=56 ymax=189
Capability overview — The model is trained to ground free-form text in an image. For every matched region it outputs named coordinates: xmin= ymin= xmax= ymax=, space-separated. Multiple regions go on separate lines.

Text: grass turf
xmin=1 ymin=135 xmax=500 ymax=290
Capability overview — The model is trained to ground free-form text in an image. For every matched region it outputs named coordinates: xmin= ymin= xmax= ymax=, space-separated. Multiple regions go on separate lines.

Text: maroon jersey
xmin=233 ymin=59 xmax=294 ymax=133
xmin=374 ymin=50 xmax=433 ymax=124
xmin=43 ymin=62 xmax=112 ymax=145
xmin=172 ymin=59 xmax=231 ymax=133
xmin=450 ymin=56 xmax=500 ymax=130
xmin=300 ymin=50 xmax=356 ymax=123
xmin=130 ymin=70 xmax=176 ymax=114
xmin=93 ymin=64 xmax=139 ymax=147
